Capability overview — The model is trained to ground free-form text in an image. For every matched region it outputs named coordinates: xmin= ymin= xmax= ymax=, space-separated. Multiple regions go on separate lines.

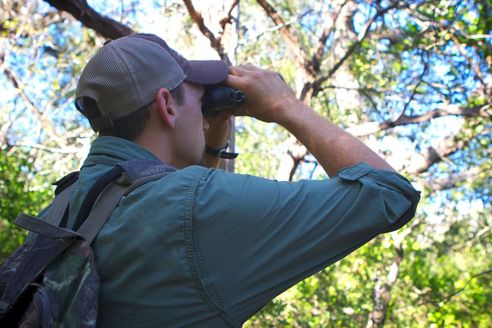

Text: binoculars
xmin=201 ymin=85 xmax=246 ymax=117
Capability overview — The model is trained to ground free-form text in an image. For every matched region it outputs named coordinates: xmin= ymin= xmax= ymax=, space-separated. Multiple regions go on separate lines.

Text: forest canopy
xmin=1 ymin=0 xmax=490 ymax=326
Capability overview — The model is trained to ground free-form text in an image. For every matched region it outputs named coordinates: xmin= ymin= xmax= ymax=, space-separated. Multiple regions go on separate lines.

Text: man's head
xmin=75 ymin=33 xmax=228 ymax=138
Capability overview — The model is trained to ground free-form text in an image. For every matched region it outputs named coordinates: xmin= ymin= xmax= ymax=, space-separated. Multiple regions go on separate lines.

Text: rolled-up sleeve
xmin=191 ymin=162 xmax=420 ymax=325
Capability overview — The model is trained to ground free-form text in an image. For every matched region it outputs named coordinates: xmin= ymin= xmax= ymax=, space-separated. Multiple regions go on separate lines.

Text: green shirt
xmin=64 ymin=136 xmax=420 ymax=327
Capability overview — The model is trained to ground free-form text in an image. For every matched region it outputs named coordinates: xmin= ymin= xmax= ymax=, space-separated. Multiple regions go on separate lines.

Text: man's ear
xmin=154 ymin=87 xmax=177 ymax=128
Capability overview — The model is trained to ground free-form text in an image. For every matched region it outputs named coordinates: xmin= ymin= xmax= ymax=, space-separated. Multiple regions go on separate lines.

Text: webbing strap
xmin=14 ymin=214 xmax=81 ymax=240
xmin=77 ymin=171 xmax=172 ymax=244
xmin=76 ymin=182 xmax=127 ymax=245
xmin=15 ymin=161 xmax=174 ymax=244
xmin=44 ymin=183 xmax=76 ymax=226
xmin=73 ymin=166 xmax=123 ymax=231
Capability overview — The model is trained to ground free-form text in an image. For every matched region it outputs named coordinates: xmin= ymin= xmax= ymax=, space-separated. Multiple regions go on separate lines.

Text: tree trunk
xmin=366 ymin=238 xmax=404 ymax=328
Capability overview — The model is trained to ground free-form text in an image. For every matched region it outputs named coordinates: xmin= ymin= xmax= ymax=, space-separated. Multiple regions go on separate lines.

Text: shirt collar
xmin=82 ymin=136 xmax=159 ymax=169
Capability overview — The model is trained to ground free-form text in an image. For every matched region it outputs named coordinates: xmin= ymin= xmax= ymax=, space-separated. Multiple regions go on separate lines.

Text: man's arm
xmin=225 ymin=64 xmax=394 ymax=176
xmin=202 ymin=113 xmax=233 ymax=168
xmin=195 ymin=66 xmax=420 ymax=324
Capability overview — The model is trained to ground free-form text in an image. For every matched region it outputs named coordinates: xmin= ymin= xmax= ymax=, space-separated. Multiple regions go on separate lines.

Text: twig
xmin=430 ymin=269 xmax=492 ymax=305
xmin=315 ymin=1 xmax=406 ymax=86
xmin=397 ymin=50 xmax=430 ymax=119
xmin=255 ymin=0 xmax=311 ymax=75
xmin=15 ymin=142 xmax=80 ymax=154
xmin=182 ymin=0 xmax=238 ymax=64
xmin=310 ymin=0 xmax=349 ymax=73
xmin=1 ymin=56 xmax=66 ymax=147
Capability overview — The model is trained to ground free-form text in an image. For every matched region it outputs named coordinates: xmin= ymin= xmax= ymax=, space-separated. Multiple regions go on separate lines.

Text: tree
xmin=1 ymin=0 xmax=490 ymax=326
xmin=0 ymin=146 xmax=50 ymax=260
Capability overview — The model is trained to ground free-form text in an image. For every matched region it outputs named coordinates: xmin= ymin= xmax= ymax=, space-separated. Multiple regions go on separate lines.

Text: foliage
xmin=0 ymin=0 xmax=491 ymax=326
xmin=0 ymin=147 xmax=51 ymax=261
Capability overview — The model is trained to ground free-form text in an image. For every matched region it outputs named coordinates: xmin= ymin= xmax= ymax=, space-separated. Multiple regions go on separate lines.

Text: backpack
xmin=0 ymin=159 xmax=175 ymax=327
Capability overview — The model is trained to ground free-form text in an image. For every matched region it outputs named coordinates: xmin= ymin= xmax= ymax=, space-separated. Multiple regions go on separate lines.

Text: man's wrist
xmin=278 ymin=101 xmax=312 ymax=130
xmin=205 ymin=143 xmax=239 ymax=159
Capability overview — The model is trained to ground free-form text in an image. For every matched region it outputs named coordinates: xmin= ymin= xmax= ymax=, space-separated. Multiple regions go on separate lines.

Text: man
xmin=69 ymin=33 xmax=420 ymax=327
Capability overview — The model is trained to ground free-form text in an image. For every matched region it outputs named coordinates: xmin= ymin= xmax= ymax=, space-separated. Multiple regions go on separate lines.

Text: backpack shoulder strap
xmin=14 ymin=214 xmax=81 ymax=240
xmin=15 ymin=159 xmax=174 ymax=243
xmin=48 ymin=171 xmax=79 ymax=226
xmin=13 ymin=171 xmax=80 ymax=235
xmin=44 ymin=181 xmax=76 ymax=226
xmin=76 ymin=159 xmax=175 ymax=244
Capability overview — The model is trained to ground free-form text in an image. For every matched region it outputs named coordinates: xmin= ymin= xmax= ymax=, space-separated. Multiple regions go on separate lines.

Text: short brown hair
xmin=99 ymin=84 xmax=185 ymax=141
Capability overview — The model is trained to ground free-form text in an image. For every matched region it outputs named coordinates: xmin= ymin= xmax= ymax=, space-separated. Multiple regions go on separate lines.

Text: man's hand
xmin=225 ymin=64 xmax=299 ymax=123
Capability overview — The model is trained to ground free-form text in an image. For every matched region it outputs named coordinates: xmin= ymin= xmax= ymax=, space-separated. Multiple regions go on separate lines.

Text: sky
xmin=2 ymin=1 xmax=489 ymax=189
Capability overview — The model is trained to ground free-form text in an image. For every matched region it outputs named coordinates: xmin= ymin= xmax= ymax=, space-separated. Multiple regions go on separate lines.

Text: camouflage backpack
xmin=0 ymin=159 xmax=175 ymax=327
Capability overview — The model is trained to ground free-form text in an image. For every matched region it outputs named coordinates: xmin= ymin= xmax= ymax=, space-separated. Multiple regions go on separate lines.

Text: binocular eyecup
xmin=201 ymin=85 xmax=246 ymax=117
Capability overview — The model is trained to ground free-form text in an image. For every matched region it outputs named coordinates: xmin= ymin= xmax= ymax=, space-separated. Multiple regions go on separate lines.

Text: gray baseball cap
xmin=75 ymin=33 xmax=228 ymax=132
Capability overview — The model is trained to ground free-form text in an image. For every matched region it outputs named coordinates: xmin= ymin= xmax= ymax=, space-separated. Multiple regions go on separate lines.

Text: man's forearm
xmin=225 ymin=64 xmax=395 ymax=175
xmin=202 ymin=114 xmax=233 ymax=168
xmin=279 ymin=102 xmax=395 ymax=176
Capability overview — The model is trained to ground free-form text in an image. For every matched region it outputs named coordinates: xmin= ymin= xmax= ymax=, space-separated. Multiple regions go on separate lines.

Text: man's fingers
xmin=224 ymin=74 xmax=243 ymax=89
xmin=229 ymin=63 xmax=259 ymax=76
xmin=238 ymin=63 xmax=257 ymax=71
xmin=227 ymin=64 xmax=262 ymax=89
xmin=228 ymin=66 xmax=243 ymax=76
xmin=228 ymin=66 xmax=250 ymax=77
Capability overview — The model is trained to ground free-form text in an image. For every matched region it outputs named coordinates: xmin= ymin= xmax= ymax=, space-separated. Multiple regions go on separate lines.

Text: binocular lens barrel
xmin=202 ymin=85 xmax=246 ymax=116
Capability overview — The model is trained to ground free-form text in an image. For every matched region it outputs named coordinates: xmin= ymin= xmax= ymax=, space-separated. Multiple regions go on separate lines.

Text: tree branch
xmin=268 ymin=2 xmax=403 ymax=179
xmin=283 ymin=102 xmax=489 ymax=180
xmin=314 ymin=1 xmax=404 ymax=87
xmin=182 ymin=0 xmax=239 ymax=173
xmin=421 ymin=268 xmax=492 ymax=306
xmin=407 ymin=132 xmax=470 ymax=174
xmin=255 ymin=0 xmax=313 ymax=76
xmin=1 ymin=56 xmax=66 ymax=147
xmin=427 ymin=165 xmax=491 ymax=191
xmin=2 ymin=67 xmax=43 ymax=120
xmin=43 ymin=0 xmax=133 ymax=39
xmin=15 ymin=142 xmax=80 ymax=154
xmin=347 ymin=103 xmax=491 ymax=137
xmin=182 ymin=0 xmax=237 ymax=64
xmin=310 ymin=1 xmax=349 ymax=73
xmin=449 ymin=29 xmax=487 ymax=87
xmin=398 ymin=51 xmax=430 ymax=118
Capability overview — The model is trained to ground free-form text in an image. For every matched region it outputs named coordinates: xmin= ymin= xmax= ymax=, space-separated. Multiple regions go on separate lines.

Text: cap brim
xmin=185 ymin=60 xmax=228 ymax=85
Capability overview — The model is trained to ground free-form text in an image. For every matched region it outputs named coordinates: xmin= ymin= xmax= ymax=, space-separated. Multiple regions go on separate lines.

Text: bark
xmin=43 ymin=0 xmax=134 ymax=39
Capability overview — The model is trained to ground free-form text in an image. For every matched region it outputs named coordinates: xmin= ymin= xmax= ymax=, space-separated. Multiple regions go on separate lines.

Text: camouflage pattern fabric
xmin=21 ymin=238 xmax=99 ymax=327
xmin=0 ymin=234 xmax=99 ymax=328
